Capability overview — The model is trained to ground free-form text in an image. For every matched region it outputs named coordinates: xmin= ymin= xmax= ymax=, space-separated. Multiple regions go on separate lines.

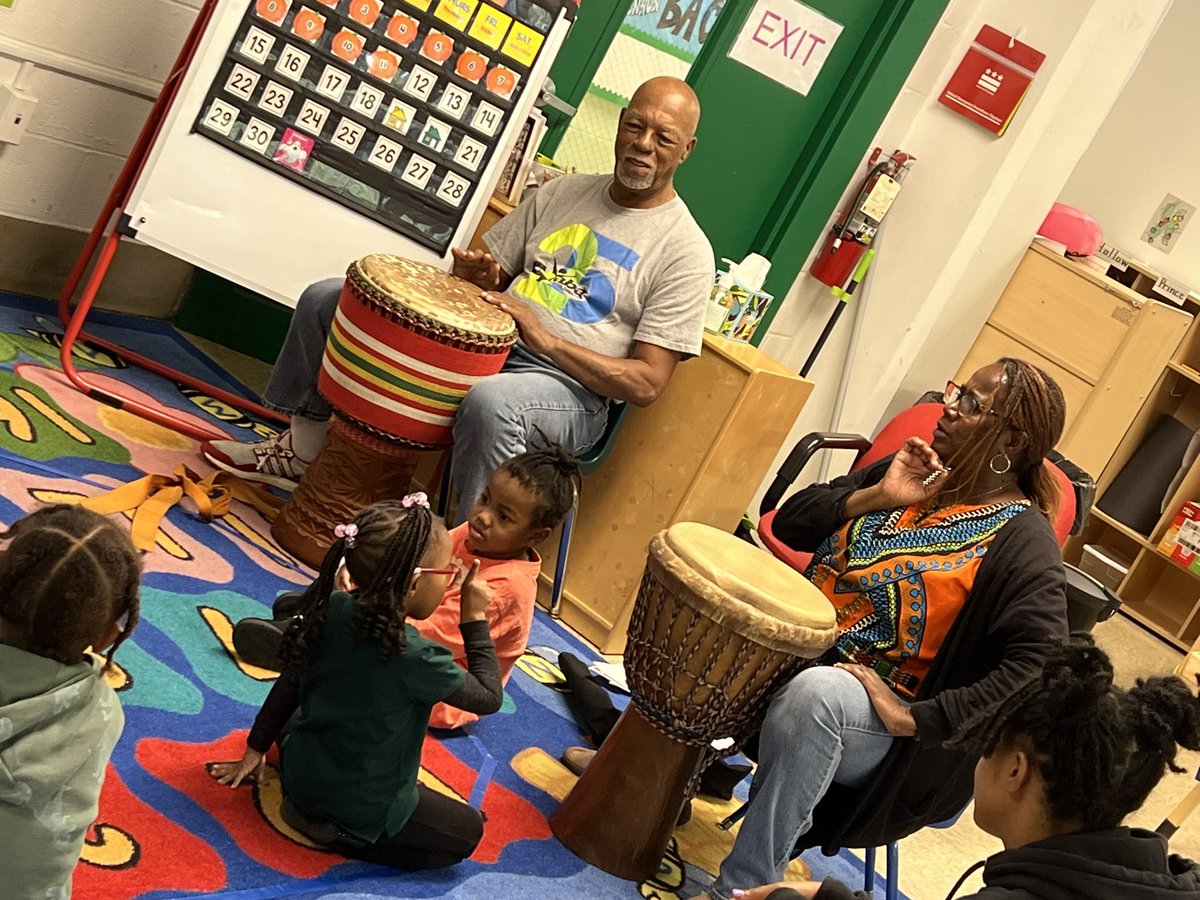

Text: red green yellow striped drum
xmin=318 ymin=254 xmax=517 ymax=448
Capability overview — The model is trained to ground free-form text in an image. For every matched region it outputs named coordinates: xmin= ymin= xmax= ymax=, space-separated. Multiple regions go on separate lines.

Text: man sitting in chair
xmin=203 ymin=76 xmax=714 ymax=520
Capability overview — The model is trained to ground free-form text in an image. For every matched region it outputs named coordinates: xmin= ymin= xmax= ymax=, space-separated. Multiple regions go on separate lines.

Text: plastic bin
xmin=1078 ymin=543 xmax=1132 ymax=593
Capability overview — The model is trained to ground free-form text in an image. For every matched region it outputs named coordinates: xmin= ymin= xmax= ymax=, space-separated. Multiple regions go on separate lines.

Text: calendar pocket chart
xmin=192 ymin=0 xmax=566 ymax=253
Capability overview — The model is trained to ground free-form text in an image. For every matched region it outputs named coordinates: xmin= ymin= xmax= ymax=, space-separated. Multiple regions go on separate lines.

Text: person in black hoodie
xmin=731 ymin=639 xmax=1200 ymax=900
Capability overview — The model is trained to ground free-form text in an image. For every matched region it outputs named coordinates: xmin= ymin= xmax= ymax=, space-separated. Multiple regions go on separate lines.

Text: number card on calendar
xmin=191 ymin=0 xmax=565 ymax=252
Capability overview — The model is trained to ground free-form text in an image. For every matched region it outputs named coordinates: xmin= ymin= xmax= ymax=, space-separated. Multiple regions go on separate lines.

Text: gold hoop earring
xmin=990 ymin=452 xmax=1012 ymax=475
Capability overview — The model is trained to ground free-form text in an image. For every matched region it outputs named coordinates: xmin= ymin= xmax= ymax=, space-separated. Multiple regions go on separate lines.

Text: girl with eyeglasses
xmin=209 ymin=496 xmax=502 ymax=870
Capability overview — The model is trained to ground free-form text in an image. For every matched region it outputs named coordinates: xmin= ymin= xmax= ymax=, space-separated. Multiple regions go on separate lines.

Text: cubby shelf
xmin=1167 ymin=361 xmax=1200 ymax=386
xmin=1089 ymin=508 xmax=1152 ymax=549
xmin=1071 ymin=357 xmax=1200 ymax=652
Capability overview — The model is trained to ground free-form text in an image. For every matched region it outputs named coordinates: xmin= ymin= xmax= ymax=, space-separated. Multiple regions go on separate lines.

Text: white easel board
xmin=123 ymin=0 xmax=570 ymax=307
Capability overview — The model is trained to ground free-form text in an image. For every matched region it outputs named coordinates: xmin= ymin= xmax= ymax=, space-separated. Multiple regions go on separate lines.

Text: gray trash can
xmin=1063 ymin=562 xmax=1122 ymax=634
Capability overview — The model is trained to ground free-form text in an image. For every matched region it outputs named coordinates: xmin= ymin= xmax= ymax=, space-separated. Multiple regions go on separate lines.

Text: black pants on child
xmin=285 ymin=785 xmax=484 ymax=870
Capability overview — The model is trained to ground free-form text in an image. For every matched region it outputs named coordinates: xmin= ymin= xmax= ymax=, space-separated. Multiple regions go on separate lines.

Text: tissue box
xmin=704 ymin=275 xmax=774 ymax=343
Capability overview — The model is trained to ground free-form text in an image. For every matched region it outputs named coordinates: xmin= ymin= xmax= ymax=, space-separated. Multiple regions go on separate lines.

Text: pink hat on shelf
xmin=1038 ymin=202 xmax=1103 ymax=257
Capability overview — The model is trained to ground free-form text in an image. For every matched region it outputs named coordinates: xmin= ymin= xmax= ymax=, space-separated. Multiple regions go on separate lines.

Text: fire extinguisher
xmin=808 ymin=148 xmax=915 ymax=288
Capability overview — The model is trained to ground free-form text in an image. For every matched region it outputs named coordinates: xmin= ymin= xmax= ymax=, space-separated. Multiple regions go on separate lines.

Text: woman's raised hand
xmin=876 ymin=436 xmax=947 ymax=508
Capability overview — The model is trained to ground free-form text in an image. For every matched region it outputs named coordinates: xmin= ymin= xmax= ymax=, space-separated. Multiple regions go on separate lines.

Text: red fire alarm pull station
xmin=938 ymin=25 xmax=1045 ymax=137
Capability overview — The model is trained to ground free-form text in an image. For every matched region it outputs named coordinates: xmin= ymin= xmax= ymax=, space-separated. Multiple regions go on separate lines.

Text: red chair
xmin=756 ymin=402 xmax=1076 ymax=572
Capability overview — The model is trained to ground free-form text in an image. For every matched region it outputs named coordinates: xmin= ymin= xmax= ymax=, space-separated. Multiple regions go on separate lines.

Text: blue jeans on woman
xmin=263 ymin=278 xmax=609 ymax=521
xmin=708 ymin=665 xmax=899 ymax=900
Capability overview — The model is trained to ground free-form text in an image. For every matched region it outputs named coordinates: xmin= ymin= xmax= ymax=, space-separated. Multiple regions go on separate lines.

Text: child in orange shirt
xmin=235 ymin=445 xmax=580 ymax=728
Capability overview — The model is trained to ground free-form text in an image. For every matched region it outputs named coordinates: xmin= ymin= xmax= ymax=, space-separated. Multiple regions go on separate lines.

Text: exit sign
xmin=728 ymin=0 xmax=843 ymax=96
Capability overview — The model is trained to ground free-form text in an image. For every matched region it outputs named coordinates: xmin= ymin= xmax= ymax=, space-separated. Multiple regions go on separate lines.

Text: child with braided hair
xmin=0 ymin=505 xmax=142 ymax=898
xmin=232 ymin=443 xmax=582 ymax=729
xmin=209 ymin=495 xmax=504 ymax=869
xmin=734 ymin=638 xmax=1200 ymax=899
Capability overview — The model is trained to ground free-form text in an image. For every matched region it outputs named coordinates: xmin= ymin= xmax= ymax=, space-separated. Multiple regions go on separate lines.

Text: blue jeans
xmin=709 ymin=666 xmax=899 ymax=900
xmin=264 ymin=278 xmax=608 ymax=522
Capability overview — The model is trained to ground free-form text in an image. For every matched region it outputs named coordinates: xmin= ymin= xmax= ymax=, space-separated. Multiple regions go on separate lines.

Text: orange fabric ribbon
xmin=78 ymin=465 xmax=284 ymax=552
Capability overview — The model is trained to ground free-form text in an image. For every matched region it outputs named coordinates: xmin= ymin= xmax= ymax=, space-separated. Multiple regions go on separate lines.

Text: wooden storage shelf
xmin=956 ymin=242 xmax=1192 ymax=479
xmin=1170 ymin=297 xmax=1200 ymax=371
xmin=1167 ymin=361 xmax=1200 ymax=386
xmin=1081 ymin=362 xmax=1200 ymax=649
xmin=1088 ymin=508 xmax=1153 ymax=548
xmin=1150 ymin=544 xmax=1200 ymax=578
xmin=1121 ymin=605 xmax=1190 ymax=651
xmin=1117 ymin=551 xmax=1200 ymax=650
xmin=1011 ymin=247 xmax=1200 ymax=652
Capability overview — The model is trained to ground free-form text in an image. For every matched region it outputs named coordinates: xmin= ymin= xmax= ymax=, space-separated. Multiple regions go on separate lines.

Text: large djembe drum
xmin=272 ymin=255 xmax=516 ymax=566
xmin=551 ymin=522 xmax=838 ymax=880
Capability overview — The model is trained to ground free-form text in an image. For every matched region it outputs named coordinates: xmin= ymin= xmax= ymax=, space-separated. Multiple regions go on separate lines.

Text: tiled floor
xmin=182 ymin=332 xmax=1200 ymax=899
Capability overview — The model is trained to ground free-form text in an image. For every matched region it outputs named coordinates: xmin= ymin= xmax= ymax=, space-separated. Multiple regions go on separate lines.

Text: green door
xmin=679 ymin=0 xmax=947 ymax=339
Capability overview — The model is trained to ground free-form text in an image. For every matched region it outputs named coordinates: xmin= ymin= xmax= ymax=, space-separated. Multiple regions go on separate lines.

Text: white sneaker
xmin=201 ymin=430 xmax=309 ymax=490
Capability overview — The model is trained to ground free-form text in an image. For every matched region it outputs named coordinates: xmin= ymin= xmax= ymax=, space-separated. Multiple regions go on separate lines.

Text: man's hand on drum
xmin=837 ymin=663 xmax=918 ymax=737
xmin=481 ymin=291 xmax=556 ymax=356
xmin=877 ymin=436 xmax=948 ymax=508
xmin=451 ymin=248 xmax=503 ymax=291
xmin=459 ymin=559 xmax=492 ymax=624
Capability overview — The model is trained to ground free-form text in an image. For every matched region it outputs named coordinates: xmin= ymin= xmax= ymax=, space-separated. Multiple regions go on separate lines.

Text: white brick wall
xmin=0 ymin=0 xmax=202 ymax=232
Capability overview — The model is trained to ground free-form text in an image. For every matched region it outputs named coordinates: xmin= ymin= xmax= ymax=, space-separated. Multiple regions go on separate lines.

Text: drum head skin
xmin=656 ymin=521 xmax=837 ymax=654
xmin=352 ymin=254 xmax=517 ymax=340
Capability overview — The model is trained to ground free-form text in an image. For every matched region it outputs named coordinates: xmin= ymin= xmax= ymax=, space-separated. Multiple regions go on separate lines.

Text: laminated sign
xmin=938 ymin=26 xmax=1045 ymax=137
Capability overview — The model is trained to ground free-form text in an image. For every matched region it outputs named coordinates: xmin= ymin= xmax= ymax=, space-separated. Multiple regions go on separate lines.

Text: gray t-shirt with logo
xmin=484 ymin=173 xmax=714 ymax=361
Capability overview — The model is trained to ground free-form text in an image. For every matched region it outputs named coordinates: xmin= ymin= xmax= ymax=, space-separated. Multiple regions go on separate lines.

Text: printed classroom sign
xmin=727 ymin=0 xmax=842 ymax=96
xmin=192 ymin=0 xmax=558 ymax=252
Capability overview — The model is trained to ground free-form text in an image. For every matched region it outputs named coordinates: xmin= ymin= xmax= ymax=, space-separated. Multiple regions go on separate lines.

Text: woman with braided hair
xmin=692 ymin=359 xmax=1073 ymax=900
xmin=208 ymin=496 xmax=503 ymax=869
xmin=737 ymin=638 xmax=1200 ymax=899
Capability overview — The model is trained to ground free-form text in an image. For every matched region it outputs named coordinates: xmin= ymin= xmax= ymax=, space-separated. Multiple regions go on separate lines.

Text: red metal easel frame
xmin=56 ymin=0 xmax=288 ymax=442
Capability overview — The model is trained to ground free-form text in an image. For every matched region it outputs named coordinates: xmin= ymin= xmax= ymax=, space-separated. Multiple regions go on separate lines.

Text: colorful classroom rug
xmin=0 ymin=291 xmax=892 ymax=899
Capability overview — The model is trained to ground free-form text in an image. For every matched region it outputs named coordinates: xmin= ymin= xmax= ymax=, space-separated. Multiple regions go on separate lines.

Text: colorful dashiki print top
xmin=806 ymin=499 xmax=1030 ymax=699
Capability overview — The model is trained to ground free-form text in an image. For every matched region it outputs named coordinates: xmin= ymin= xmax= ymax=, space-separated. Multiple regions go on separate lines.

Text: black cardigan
xmin=771 ymin=458 xmax=1069 ymax=853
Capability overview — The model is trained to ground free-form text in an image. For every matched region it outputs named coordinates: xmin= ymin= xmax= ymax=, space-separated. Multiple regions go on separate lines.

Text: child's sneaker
xmin=201 ymin=431 xmax=308 ymax=490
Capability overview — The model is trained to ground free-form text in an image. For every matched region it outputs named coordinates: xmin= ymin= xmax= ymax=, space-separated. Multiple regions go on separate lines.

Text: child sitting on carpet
xmin=233 ymin=444 xmax=581 ymax=729
xmin=725 ymin=639 xmax=1200 ymax=900
xmin=209 ymin=496 xmax=504 ymax=869
xmin=0 ymin=505 xmax=142 ymax=898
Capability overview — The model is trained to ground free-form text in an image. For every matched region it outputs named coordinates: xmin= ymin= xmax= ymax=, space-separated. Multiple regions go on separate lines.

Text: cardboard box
xmin=1159 ymin=501 xmax=1200 ymax=570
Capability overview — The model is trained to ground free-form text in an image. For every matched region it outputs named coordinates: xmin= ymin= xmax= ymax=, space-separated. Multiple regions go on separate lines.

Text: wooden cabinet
xmin=540 ymin=334 xmax=813 ymax=653
xmin=1056 ymin=256 xmax=1200 ymax=649
xmin=956 ymin=243 xmax=1192 ymax=478
xmin=1066 ymin=350 xmax=1200 ymax=650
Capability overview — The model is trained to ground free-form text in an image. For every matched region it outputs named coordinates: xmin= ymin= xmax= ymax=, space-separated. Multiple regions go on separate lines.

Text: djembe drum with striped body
xmin=272 ymin=255 xmax=516 ymax=566
xmin=551 ymin=522 xmax=838 ymax=881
